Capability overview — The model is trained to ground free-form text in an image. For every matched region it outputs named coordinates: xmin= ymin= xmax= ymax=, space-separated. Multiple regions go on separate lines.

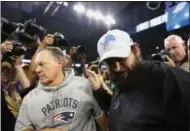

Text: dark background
xmin=1 ymin=1 xmax=190 ymax=62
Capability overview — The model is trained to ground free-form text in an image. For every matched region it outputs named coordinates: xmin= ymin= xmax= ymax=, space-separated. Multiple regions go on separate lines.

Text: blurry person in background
xmin=1 ymin=40 xmax=31 ymax=117
xmin=1 ymin=40 xmax=13 ymax=60
xmin=1 ymin=55 xmax=16 ymax=131
xmin=1 ymin=40 xmax=31 ymax=131
xmin=70 ymin=46 xmax=88 ymax=77
xmin=1 ymin=56 xmax=22 ymax=117
xmin=1 ymin=40 xmax=13 ymax=54
xmin=164 ymin=34 xmax=189 ymax=72
xmin=64 ymin=54 xmax=72 ymax=68
xmin=1 ymin=56 xmax=31 ymax=115
xmin=69 ymin=46 xmax=77 ymax=57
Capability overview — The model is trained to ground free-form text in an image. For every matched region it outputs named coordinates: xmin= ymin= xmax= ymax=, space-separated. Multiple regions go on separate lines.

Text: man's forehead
xmin=167 ymin=39 xmax=181 ymax=47
xmin=35 ymin=50 xmax=51 ymax=63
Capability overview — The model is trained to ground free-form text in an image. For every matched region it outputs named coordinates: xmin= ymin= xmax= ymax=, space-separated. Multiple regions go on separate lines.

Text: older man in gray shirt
xmin=15 ymin=47 xmax=108 ymax=131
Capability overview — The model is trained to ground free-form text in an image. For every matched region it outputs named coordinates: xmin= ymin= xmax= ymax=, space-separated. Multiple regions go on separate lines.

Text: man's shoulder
xmin=143 ymin=61 xmax=190 ymax=82
xmin=141 ymin=61 xmax=168 ymax=77
xmin=71 ymin=76 xmax=93 ymax=91
xmin=72 ymin=76 xmax=90 ymax=84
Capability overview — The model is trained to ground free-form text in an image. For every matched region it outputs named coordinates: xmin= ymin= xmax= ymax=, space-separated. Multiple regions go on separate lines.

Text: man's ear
xmin=181 ymin=42 xmax=188 ymax=52
xmin=57 ymin=57 xmax=64 ymax=67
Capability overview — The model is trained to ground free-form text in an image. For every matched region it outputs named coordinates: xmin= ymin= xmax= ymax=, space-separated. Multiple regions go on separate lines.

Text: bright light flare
xmin=73 ymin=4 xmax=86 ymax=13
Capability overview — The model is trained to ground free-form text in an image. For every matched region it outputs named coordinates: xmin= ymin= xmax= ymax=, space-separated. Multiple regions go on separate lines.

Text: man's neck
xmin=48 ymin=72 xmax=65 ymax=87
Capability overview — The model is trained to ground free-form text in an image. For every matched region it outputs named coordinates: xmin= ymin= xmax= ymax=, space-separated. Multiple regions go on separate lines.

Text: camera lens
xmin=25 ymin=24 xmax=39 ymax=37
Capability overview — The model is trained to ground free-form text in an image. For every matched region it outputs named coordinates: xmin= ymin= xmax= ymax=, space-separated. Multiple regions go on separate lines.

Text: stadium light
xmin=112 ymin=19 xmax=116 ymax=25
xmin=56 ymin=2 xmax=63 ymax=5
xmin=73 ymin=5 xmax=115 ymax=26
xmin=73 ymin=4 xmax=86 ymax=13
xmin=94 ymin=11 xmax=104 ymax=20
xmin=87 ymin=9 xmax=94 ymax=17
xmin=63 ymin=2 xmax=68 ymax=7
xmin=104 ymin=15 xmax=115 ymax=25
xmin=174 ymin=24 xmax=181 ymax=29
xmin=184 ymin=12 xmax=189 ymax=18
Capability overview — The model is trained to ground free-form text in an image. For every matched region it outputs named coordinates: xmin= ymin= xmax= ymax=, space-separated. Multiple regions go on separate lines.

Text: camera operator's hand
xmin=14 ymin=55 xmax=24 ymax=66
xmin=164 ymin=55 xmax=176 ymax=67
xmin=1 ymin=40 xmax=13 ymax=54
xmin=41 ymin=34 xmax=54 ymax=46
xmin=37 ymin=34 xmax=54 ymax=48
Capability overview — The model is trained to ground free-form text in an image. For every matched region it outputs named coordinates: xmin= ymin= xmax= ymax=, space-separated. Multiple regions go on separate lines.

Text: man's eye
xmin=173 ymin=46 xmax=177 ymax=49
xmin=39 ymin=63 xmax=45 ymax=66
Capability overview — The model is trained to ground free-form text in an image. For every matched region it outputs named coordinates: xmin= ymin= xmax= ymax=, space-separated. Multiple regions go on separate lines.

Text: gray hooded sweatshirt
xmin=15 ymin=69 xmax=103 ymax=131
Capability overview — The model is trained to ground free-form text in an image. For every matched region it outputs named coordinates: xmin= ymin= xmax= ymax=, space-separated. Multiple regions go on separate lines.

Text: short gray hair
xmin=42 ymin=47 xmax=64 ymax=61
xmin=164 ymin=34 xmax=184 ymax=48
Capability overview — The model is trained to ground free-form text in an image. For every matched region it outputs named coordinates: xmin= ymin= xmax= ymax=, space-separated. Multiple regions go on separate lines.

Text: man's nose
xmin=170 ymin=50 xmax=176 ymax=56
xmin=35 ymin=65 xmax=42 ymax=74
xmin=113 ymin=62 xmax=122 ymax=72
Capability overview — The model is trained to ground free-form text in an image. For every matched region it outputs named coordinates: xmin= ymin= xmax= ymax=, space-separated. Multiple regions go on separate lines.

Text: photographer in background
xmin=164 ymin=34 xmax=189 ymax=72
xmin=1 ymin=40 xmax=31 ymax=130
xmin=69 ymin=46 xmax=77 ymax=57
xmin=1 ymin=41 xmax=31 ymax=113
xmin=64 ymin=54 xmax=72 ymax=68
xmin=70 ymin=45 xmax=88 ymax=76
xmin=1 ymin=18 xmax=48 ymax=99
xmin=1 ymin=40 xmax=13 ymax=57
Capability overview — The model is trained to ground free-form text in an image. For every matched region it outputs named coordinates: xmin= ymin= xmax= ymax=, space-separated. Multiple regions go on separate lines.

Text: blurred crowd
xmin=1 ymin=18 xmax=190 ymax=131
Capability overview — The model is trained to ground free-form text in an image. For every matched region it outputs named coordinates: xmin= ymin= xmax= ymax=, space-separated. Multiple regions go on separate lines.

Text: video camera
xmin=16 ymin=19 xmax=47 ymax=44
xmin=1 ymin=18 xmax=47 ymax=44
xmin=1 ymin=19 xmax=18 ymax=42
xmin=7 ymin=42 xmax=26 ymax=57
xmin=1 ymin=18 xmax=47 ymax=56
xmin=152 ymin=49 xmax=170 ymax=62
xmin=52 ymin=32 xmax=69 ymax=50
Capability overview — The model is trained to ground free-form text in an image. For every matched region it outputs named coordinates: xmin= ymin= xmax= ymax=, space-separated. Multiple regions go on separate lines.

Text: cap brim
xmin=99 ymin=46 xmax=131 ymax=63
